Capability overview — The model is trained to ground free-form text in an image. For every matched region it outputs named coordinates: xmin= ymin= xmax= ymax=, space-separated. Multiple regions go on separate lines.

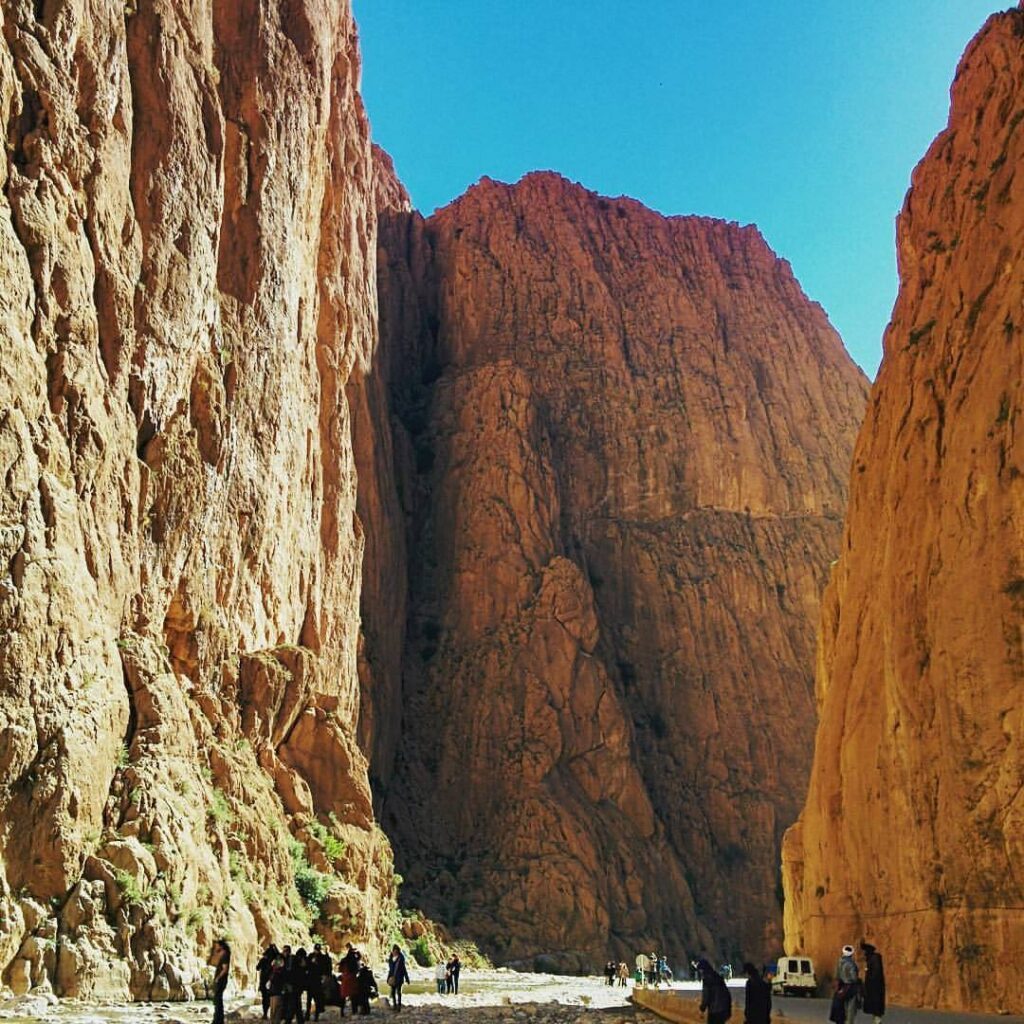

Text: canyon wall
xmin=365 ymin=167 xmax=869 ymax=968
xmin=783 ymin=6 xmax=1024 ymax=1011
xmin=0 ymin=0 xmax=393 ymax=1000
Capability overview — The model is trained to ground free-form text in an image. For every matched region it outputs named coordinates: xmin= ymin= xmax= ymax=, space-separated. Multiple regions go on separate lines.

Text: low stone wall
xmin=631 ymin=988 xmax=705 ymax=1024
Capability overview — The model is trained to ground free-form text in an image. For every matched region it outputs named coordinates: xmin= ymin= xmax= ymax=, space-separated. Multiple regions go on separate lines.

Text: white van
xmin=771 ymin=956 xmax=816 ymax=996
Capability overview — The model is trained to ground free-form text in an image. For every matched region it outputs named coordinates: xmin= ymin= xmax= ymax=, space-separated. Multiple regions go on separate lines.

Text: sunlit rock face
xmin=783 ymin=7 xmax=1024 ymax=1011
xmin=0 ymin=0 xmax=394 ymax=999
xmin=363 ymin=164 xmax=868 ymax=968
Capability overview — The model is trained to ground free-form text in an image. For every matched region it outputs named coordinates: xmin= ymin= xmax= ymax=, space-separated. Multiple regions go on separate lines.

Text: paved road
xmin=656 ymin=986 xmax=1024 ymax=1024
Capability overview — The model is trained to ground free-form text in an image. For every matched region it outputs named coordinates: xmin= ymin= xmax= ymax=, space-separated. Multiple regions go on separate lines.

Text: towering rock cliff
xmin=783 ymin=6 xmax=1024 ymax=1011
xmin=0 ymin=0 xmax=393 ymax=1000
xmin=364 ymin=167 xmax=869 ymax=967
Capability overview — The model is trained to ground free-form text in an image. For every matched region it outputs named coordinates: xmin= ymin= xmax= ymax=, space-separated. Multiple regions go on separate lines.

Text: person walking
xmin=284 ymin=948 xmax=308 ymax=1024
xmin=257 ymin=944 xmax=280 ymax=1020
xmin=339 ymin=945 xmax=361 ymax=1017
xmin=836 ymin=945 xmax=861 ymax=1024
xmin=306 ymin=944 xmax=327 ymax=1021
xmin=698 ymin=959 xmax=732 ymax=1024
xmin=387 ymin=944 xmax=410 ymax=1011
xmin=449 ymin=954 xmax=461 ymax=995
xmin=742 ymin=962 xmax=771 ymax=1024
xmin=211 ymin=940 xmax=231 ymax=1024
xmin=354 ymin=960 xmax=379 ymax=1015
xmin=268 ymin=951 xmax=287 ymax=1023
xmin=618 ymin=962 xmax=629 ymax=987
xmin=434 ymin=959 xmax=447 ymax=994
xmin=860 ymin=943 xmax=885 ymax=1024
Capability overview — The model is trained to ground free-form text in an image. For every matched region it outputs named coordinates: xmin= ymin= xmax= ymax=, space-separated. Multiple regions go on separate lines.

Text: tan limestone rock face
xmin=0 ymin=0 xmax=393 ymax=999
xmin=783 ymin=7 xmax=1024 ymax=1011
xmin=366 ymin=169 xmax=868 ymax=965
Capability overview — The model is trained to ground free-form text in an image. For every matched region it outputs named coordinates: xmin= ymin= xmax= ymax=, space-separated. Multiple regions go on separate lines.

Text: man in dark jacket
xmin=284 ymin=949 xmax=307 ymax=1024
xmin=698 ymin=958 xmax=732 ymax=1024
xmin=860 ymin=943 xmax=885 ymax=1024
xmin=306 ymin=944 xmax=328 ymax=1021
xmin=742 ymin=962 xmax=771 ymax=1024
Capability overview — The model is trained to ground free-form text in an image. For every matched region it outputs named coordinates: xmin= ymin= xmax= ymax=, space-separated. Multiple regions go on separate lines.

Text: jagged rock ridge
xmin=0 ymin=0 xmax=394 ymax=1000
xmin=783 ymin=5 xmax=1024 ymax=1011
xmin=361 ymin=164 xmax=869 ymax=968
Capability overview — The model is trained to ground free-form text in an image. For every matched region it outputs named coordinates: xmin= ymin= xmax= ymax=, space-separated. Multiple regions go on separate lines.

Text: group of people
xmin=696 ymin=959 xmax=771 ymax=1024
xmin=432 ymin=954 xmax=463 ymax=994
xmin=602 ymin=961 xmax=630 ymax=986
xmin=252 ymin=941 xmax=412 ymax=1022
xmin=831 ymin=943 xmax=886 ymax=1024
xmin=695 ymin=941 xmax=885 ymax=1024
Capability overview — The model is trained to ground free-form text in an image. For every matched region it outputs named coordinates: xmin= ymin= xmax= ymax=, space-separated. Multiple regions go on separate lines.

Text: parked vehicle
xmin=771 ymin=956 xmax=816 ymax=996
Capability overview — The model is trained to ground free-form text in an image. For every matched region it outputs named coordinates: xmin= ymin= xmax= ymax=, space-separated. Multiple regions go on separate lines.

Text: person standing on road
xmin=698 ymin=958 xmax=732 ymax=1024
xmin=742 ymin=962 xmax=771 ymax=1024
xmin=860 ymin=943 xmax=885 ymax=1024
xmin=836 ymin=945 xmax=861 ymax=1024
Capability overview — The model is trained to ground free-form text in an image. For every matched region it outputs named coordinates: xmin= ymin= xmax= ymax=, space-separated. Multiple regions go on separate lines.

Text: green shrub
xmin=410 ymin=935 xmax=431 ymax=967
xmin=289 ymin=838 xmax=333 ymax=913
xmin=207 ymin=787 xmax=233 ymax=825
xmin=115 ymin=870 xmax=148 ymax=908
xmin=307 ymin=819 xmax=347 ymax=863
xmin=185 ymin=906 xmax=208 ymax=933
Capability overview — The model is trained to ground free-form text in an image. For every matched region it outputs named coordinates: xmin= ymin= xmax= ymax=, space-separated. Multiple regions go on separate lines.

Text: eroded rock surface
xmin=0 ymin=0 xmax=393 ymax=1000
xmin=783 ymin=7 xmax=1024 ymax=1010
xmin=364 ymin=168 xmax=868 ymax=966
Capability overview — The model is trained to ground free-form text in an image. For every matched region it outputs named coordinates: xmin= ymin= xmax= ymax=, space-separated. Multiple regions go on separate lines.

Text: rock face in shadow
xmin=364 ymin=164 xmax=869 ymax=967
xmin=0 ymin=0 xmax=393 ymax=999
xmin=783 ymin=7 xmax=1024 ymax=1011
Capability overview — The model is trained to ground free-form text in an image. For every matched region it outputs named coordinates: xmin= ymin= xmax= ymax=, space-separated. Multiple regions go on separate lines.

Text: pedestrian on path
xmin=860 ymin=943 xmax=885 ymax=1024
xmin=742 ymin=962 xmax=771 ymax=1024
xmin=211 ymin=939 xmax=231 ymax=1024
xmin=835 ymin=945 xmax=861 ymax=1024
xmin=387 ymin=945 xmax=410 ymax=1011
xmin=698 ymin=958 xmax=732 ymax=1024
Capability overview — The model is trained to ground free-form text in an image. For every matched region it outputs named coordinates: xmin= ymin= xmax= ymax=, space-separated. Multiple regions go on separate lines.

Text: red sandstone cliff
xmin=365 ymin=167 xmax=869 ymax=966
xmin=783 ymin=6 xmax=1024 ymax=1010
xmin=0 ymin=0 xmax=392 ymax=999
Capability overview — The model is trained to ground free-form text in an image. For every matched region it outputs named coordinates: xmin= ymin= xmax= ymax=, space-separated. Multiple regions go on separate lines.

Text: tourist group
xmin=208 ymin=938 xmax=428 ymax=1024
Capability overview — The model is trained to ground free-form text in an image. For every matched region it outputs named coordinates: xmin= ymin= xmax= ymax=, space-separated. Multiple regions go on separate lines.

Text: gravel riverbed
xmin=2 ymin=971 xmax=1020 ymax=1024
xmin=0 ymin=969 xmax=660 ymax=1024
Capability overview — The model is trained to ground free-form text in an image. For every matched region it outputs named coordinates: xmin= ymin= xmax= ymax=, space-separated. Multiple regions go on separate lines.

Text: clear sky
xmin=354 ymin=2 xmax=1005 ymax=377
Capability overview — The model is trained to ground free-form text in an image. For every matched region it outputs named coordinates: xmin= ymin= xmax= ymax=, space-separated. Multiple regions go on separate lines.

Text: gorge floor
xmin=2 ymin=975 xmax=1023 ymax=1024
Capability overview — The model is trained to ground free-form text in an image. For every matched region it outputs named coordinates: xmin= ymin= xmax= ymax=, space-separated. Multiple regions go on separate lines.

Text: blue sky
xmin=354 ymin=2 xmax=1004 ymax=377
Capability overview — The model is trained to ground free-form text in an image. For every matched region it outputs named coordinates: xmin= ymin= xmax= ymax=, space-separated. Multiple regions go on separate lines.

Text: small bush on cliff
xmin=307 ymin=819 xmax=347 ymax=864
xmin=115 ymin=870 xmax=152 ymax=910
xmin=207 ymin=787 xmax=233 ymax=825
xmin=410 ymin=935 xmax=431 ymax=966
xmin=289 ymin=838 xmax=333 ymax=913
